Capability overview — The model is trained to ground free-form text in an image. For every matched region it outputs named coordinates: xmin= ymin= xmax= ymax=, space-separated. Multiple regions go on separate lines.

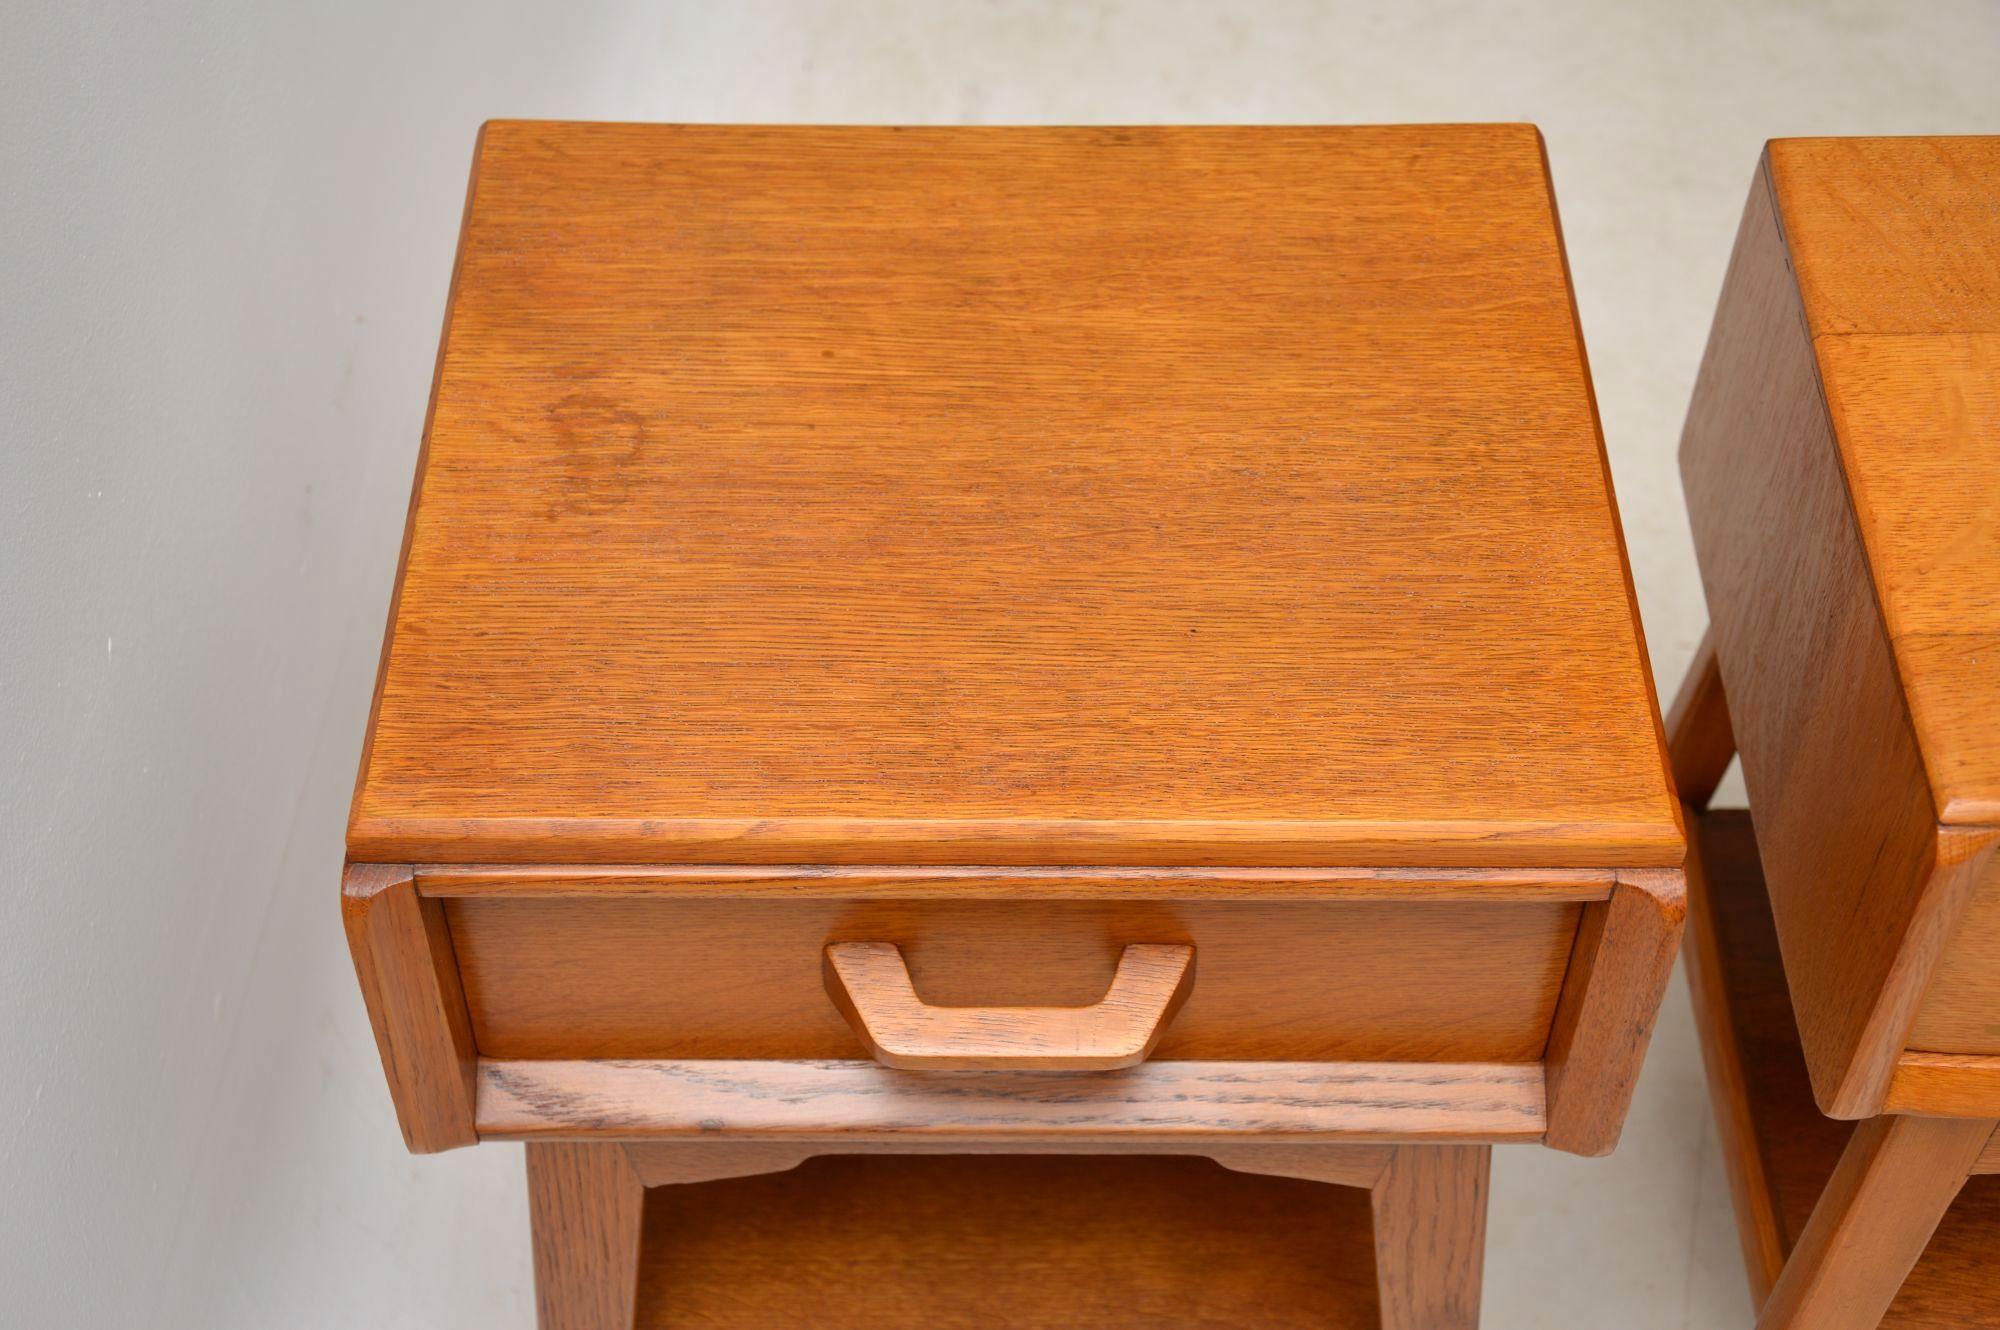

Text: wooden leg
xmin=1755 ymin=1114 xmax=1994 ymax=1330
xmin=526 ymin=1142 xmax=646 ymax=1330
xmin=1211 ymin=1141 xmax=1488 ymax=1325
xmin=1370 ymin=1144 xmax=1489 ymax=1330
xmin=1681 ymin=813 xmax=1790 ymax=1303
xmin=1666 ymin=624 xmax=1735 ymax=811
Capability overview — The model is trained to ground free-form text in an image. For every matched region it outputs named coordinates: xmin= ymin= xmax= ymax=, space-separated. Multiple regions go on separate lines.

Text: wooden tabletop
xmin=1769 ymin=137 xmax=2000 ymax=826
xmin=349 ymin=122 xmax=1679 ymax=868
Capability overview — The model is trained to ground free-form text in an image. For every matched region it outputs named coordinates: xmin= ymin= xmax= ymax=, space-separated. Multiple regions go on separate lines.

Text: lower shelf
xmin=635 ymin=1154 xmax=1380 ymax=1329
xmin=1691 ymin=809 xmax=2000 ymax=1329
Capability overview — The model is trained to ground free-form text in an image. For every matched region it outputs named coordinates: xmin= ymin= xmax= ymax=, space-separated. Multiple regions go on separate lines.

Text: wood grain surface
xmin=414 ymin=863 xmax=1616 ymax=901
xmin=1771 ymin=136 xmax=2000 ymax=337
xmin=1684 ymin=807 xmax=2000 ymax=1329
xmin=1908 ymin=846 xmax=2000 ymax=1056
xmin=1371 ymin=1145 xmax=1489 ymax=1330
xmin=632 ymin=1154 xmax=1383 ymax=1329
xmin=1673 ymin=137 xmax=2000 ymax=1330
xmin=347 ymin=121 xmax=1678 ymax=869
xmin=525 ymin=1142 xmax=645 ymax=1330
xmin=620 ymin=1137 xmax=1398 ymax=1187
xmin=1679 ymin=149 xmax=1987 ymax=1117
xmin=442 ymin=895 xmax=1580 ymax=1063
xmin=1664 ymin=626 xmax=1734 ymax=810
xmin=1976 ymin=1126 xmax=2000 ymax=1176
xmin=621 ymin=1141 xmax=815 ymax=1188
xmin=1756 ymin=1112 xmax=1996 ymax=1330
xmin=474 ymin=1057 xmax=1547 ymax=1143
xmin=340 ymin=864 xmax=477 ymax=1152
xmin=1540 ymin=869 xmax=1685 ymax=1155
xmin=1681 ymin=810 xmax=1792 ymax=1301
xmin=823 ymin=940 xmax=1194 ymax=1070
xmin=1816 ymin=331 xmax=2000 ymax=825
xmin=1882 ymin=1051 xmax=2000 ymax=1117
xmin=1776 ymin=142 xmax=2000 ymax=830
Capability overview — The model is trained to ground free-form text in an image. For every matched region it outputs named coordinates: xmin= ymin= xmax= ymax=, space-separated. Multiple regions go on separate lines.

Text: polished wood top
xmin=349 ymin=122 xmax=1678 ymax=868
xmin=1770 ymin=137 xmax=2000 ymax=825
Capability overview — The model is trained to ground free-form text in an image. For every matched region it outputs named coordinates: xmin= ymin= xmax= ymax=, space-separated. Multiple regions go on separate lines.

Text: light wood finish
xmin=622 ymin=1138 xmax=1398 ymax=1187
xmin=1882 ymin=1052 xmax=2000 ymax=1117
xmin=1772 ymin=137 xmax=2000 ymax=827
xmin=632 ymin=1154 xmax=1385 ymax=1329
xmin=1819 ymin=330 xmax=2000 ymax=826
xmin=1771 ymin=136 xmax=2000 ymax=340
xmin=474 ymin=1058 xmax=1547 ymax=1144
xmin=343 ymin=125 xmax=1682 ymax=1180
xmin=1372 ymin=1145 xmax=1489 ymax=1330
xmin=621 ymin=1142 xmax=815 ymax=1188
xmin=1682 ymin=805 xmax=1856 ymax=1286
xmin=348 ymin=121 xmax=1678 ymax=870
xmin=1679 ymin=144 xmax=2000 ymax=1119
xmin=1756 ymin=1114 xmax=1995 ymax=1330
xmin=526 ymin=1142 xmax=645 ymax=1330
xmin=1682 ymin=806 xmax=2000 ymax=1327
xmin=1208 ymin=1142 xmax=1398 ymax=1189
xmin=416 ymin=863 xmax=1616 ymax=901
xmin=443 ymin=895 xmax=1580 ymax=1064
xmin=340 ymin=864 xmax=476 ymax=1152
xmin=1664 ymin=627 xmax=1734 ymax=810
xmin=823 ymin=940 xmax=1194 ymax=1070
xmin=1668 ymin=683 xmax=1791 ymax=1299
xmin=1974 ymin=1125 xmax=2000 ymax=1177
xmin=1908 ymin=850 xmax=2000 ymax=1054
xmin=1540 ymin=869 xmax=1686 ymax=1155
xmin=1680 ymin=811 xmax=1790 ymax=1300
xmin=1672 ymin=136 xmax=2000 ymax=1330
xmin=347 ymin=124 xmax=1691 ymax=1325
xmin=1767 ymin=137 xmax=2000 ymax=819
xmin=611 ymin=1139 xmax=1484 ymax=1330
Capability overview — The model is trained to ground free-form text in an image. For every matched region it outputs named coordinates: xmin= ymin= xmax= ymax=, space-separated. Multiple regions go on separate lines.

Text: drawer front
xmin=1909 ymin=847 xmax=2000 ymax=1055
xmin=443 ymin=896 xmax=1581 ymax=1064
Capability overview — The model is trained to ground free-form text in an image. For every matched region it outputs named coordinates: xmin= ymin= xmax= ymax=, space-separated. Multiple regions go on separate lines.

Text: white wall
xmin=3 ymin=3 xmax=1996 ymax=1326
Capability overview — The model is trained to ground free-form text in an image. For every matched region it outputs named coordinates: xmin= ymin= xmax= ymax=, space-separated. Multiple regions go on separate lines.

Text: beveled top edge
xmin=347 ymin=813 xmax=1687 ymax=870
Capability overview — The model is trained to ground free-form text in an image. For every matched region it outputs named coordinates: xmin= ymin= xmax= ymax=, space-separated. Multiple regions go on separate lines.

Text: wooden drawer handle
xmin=822 ymin=942 xmax=1196 ymax=1071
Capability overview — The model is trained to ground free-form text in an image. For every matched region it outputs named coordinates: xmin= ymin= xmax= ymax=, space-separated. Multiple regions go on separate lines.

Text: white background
xmin=4 ymin=3 xmax=1998 ymax=1326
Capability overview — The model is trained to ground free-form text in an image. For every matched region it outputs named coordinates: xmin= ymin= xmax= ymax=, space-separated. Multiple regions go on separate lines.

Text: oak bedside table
xmin=344 ymin=121 xmax=1685 ymax=1330
xmin=1672 ymin=136 xmax=2000 ymax=1330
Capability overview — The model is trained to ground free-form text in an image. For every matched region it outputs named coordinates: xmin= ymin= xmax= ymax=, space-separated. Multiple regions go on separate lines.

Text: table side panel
xmin=1679 ymin=154 xmax=1964 ymax=1118
xmin=1815 ymin=332 xmax=2000 ymax=825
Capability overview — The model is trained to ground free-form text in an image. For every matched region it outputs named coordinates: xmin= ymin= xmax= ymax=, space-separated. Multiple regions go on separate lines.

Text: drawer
xmin=440 ymin=893 xmax=1582 ymax=1065
xmin=349 ymin=864 xmax=1681 ymax=1155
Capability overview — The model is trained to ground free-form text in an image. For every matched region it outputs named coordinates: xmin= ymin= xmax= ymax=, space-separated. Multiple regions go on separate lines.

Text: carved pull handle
xmin=822 ymin=941 xmax=1196 ymax=1071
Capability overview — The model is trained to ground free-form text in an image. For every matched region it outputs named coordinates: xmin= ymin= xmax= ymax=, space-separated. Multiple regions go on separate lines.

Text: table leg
xmin=526 ymin=1142 xmax=645 ymax=1330
xmin=1371 ymin=1144 xmax=1490 ymax=1330
xmin=1755 ymin=1113 xmax=1993 ymax=1330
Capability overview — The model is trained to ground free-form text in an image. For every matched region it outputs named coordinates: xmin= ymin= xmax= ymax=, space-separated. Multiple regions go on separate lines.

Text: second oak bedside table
xmin=1674 ymin=135 xmax=2000 ymax=1330
xmin=344 ymin=121 xmax=1685 ymax=1329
